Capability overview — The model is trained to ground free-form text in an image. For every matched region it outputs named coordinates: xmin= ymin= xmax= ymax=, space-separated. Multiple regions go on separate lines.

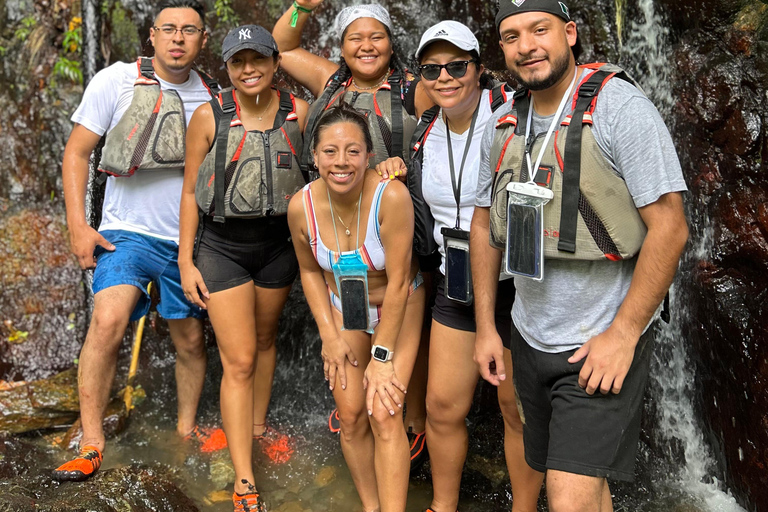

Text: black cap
xmin=221 ymin=25 xmax=278 ymax=62
xmin=495 ymin=0 xmax=571 ymax=33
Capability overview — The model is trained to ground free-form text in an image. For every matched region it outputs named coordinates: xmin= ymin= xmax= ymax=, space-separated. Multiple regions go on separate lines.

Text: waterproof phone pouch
xmin=441 ymin=227 xmax=473 ymax=305
xmin=504 ymin=182 xmax=554 ymax=281
xmin=332 ymin=252 xmax=373 ymax=333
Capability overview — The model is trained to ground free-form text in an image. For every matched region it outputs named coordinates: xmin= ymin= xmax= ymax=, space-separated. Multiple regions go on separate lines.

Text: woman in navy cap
xmin=178 ymin=24 xmax=309 ymax=512
xmin=376 ymin=20 xmax=544 ymax=512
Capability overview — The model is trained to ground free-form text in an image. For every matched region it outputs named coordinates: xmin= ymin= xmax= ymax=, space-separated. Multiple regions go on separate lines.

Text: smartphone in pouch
xmin=442 ymin=227 xmax=473 ymax=305
xmin=504 ymin=182 xmax=553 ymax=281
xmin=505 ymin=203 xmax=539 ymax=277
xmin=339 ymin=277 xmax=369 ymax=331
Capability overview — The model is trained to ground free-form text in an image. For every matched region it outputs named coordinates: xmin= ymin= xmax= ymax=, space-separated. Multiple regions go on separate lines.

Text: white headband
xmin=334 ymin=4 xmax=393 ymax=38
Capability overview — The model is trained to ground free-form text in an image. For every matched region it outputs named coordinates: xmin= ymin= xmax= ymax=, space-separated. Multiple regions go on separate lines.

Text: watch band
xmin=371 ymin=344 xmax=394 ymax=362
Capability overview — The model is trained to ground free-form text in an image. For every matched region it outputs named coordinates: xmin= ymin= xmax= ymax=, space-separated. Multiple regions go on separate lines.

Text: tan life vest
xmin=99 ymin=58 xmax=219 ymax=177
xmin=488 ymin=63 xmax=647 ymax=261
xmin=195 ymin=88 xmax=305 ymax=221
xmin=301 ymin=70 xmax=418 ymax=177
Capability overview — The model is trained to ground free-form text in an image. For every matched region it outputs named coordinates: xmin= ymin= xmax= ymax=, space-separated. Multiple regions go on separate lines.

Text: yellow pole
xmin=124 ymin=282 xmax=151 ymax=412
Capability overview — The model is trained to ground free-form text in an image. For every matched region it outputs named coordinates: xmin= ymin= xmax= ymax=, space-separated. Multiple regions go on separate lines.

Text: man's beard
xmin=511 ymin=48 xmax=571 ymax=91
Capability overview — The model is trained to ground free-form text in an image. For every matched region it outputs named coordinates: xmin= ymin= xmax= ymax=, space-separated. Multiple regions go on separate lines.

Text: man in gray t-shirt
xmin=470 ymin=0 xmax=688 ymax=509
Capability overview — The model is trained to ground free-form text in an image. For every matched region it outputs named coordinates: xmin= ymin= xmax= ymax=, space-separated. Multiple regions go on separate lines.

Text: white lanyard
xmin=524 ymin=68 xmax=579 ymax=183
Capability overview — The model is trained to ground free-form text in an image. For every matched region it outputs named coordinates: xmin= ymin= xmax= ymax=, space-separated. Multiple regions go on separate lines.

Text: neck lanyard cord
xmin=445 ymin=96 xmax=482 ymax=230
xmin=524 ymin=68 xmax=579 ymax=183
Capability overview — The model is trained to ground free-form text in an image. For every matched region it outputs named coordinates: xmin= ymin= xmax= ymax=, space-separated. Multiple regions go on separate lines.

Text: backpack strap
xmin=273 ymin=88 xmax=294 ymax=129
xmin=557 ymin=70 xmax=611 ymax=253
xmin=301 ymin=73 xmax=344 ymax=177
xmin=388 ymin=70 xmax=404 ymax=159
xmin=490 ymin=82 xmax=512 ymax=112
xmin=409 ymin=105 xmax=440 ymax=158
xmin=195 ymin=69 xmax=221 ymax=97
xmin=213 ymin=90 xmax=237 ymax=223
xmin=139 ymin=57 xmax=155 ymax=80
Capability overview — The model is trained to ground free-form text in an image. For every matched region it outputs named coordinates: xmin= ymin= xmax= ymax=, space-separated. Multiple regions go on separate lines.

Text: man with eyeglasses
xmin=54 ymin=0 xmax=216 ymax=482
xmin=471 ymin=0 xmax=688 ymax=510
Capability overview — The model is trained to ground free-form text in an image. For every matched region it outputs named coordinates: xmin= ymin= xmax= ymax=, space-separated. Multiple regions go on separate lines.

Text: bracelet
xmin=290 ymin=1 xmax=313 ymax=27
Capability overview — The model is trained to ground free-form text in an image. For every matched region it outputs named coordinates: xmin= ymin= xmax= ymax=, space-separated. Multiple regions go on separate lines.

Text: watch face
xmin=373 ymin=346 xmax=388 ymax=360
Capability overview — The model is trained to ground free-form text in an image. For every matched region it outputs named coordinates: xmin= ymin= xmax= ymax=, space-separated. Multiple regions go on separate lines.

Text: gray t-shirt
xmin=475 ymin=74 xmax=687 ymax=353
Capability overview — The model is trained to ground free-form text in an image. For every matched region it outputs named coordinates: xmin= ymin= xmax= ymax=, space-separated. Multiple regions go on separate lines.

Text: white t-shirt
xmin=422 ymin=89 xmax=493 ymax=275
xmin=71 ymin=61 xmax=213 ymax=242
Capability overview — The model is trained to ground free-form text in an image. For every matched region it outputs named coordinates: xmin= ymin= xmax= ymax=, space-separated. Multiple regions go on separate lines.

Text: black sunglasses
xmin=418 ymin=60 xmax=477 ymax=81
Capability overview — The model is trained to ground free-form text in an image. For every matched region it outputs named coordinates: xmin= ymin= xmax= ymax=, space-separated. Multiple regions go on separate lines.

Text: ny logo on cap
xmin=239 ymin=28 xmax=252 ymax=40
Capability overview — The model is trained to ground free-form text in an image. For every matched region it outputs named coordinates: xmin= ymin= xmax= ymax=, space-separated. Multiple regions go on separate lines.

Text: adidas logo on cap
xmin=433 ymin=29 xmax=449 ymax=36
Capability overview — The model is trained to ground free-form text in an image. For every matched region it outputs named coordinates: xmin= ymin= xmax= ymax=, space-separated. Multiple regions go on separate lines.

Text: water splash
xmin=620 ymin=1 xmax=745 ymax=510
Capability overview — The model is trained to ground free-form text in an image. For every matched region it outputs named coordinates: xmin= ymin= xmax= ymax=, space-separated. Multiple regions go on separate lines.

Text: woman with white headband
xmin=272 ymin=1 xmax=431 ymax=173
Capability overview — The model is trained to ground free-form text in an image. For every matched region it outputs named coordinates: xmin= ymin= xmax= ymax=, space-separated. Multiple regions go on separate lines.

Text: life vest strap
xmin=213 ymin=89 xmax=237 ymax=223
xmin=558 ymin=69 xmax=612 ymax=253
xmin=139 ymin=57 xmax=155 ymax=81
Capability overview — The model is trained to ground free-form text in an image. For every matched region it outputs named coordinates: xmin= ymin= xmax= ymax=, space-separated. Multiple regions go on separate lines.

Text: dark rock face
xmin=0 ymin=437 xmax=199 ymax=512
xmin=664 ymin=0 xmax=768 ymax=509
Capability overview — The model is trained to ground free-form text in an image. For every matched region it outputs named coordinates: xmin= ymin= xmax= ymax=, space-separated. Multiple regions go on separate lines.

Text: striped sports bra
xmin=302 ymin=180 xmax=390 ymax=273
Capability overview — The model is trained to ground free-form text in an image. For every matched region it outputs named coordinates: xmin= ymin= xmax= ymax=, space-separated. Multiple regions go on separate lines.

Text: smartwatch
xmin=371 ymin=345 xmax=394 ymax=362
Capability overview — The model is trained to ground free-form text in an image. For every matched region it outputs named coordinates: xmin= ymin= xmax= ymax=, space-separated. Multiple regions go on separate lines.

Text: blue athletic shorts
xmin=92 ymin=229 xmax=206 ymax=322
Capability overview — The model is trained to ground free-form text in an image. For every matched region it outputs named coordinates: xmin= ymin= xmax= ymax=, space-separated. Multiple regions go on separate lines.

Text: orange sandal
xmin=232 ymin=479 xmax=263 ymax=512
xmin=52 ymin=445 xmax=103 ymax=482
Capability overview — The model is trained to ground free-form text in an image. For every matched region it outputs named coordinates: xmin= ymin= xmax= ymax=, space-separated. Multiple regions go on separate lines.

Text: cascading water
xmin=621 ymin=1 xmax=745 ymax=510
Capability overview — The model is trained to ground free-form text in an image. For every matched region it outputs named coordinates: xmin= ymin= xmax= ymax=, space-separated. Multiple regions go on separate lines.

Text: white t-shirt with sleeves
xmin=422 ymin=89 xmax=493 ymax=275
xmin=71 ymin=60 xmax=213 ymax=242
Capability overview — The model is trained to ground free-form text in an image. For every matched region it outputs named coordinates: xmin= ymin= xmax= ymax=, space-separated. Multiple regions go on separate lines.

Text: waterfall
xmin=621 ymin=1 xmax=745 ymax=510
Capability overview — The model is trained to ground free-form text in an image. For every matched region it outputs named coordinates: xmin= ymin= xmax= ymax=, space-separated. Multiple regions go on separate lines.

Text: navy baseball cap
xmin=221 ymin=25 xmax=278 ymax=62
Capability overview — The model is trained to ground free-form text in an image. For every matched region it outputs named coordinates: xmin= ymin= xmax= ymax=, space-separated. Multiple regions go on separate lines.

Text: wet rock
xmin=313 ymin=465 xmax=336 ymax=487
xmin=664 ymin=0 xmax=768 ymax=509
xmin=46 ymin=464 xmax=199 ymax=511
xmin=0 ymin=368 xmax=79 ymax=434
xmin=209 ymin=449 xmax=235 ymax=490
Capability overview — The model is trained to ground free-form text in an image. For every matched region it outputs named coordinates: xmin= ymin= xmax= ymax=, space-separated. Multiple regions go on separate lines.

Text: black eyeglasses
xmin=418 ymin=60 xmax=477 ymax=81
xmin=153 ymin=25 xmax=205 ymax=38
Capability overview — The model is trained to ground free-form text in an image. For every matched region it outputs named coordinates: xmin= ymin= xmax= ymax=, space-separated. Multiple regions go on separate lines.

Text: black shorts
xmin=510 ymin=323 xmax=655 ymax=481
xmin=431 ymin=275 xmax=515 ymax=349
xmin=195 ymin=216 xmax=298 ymax=293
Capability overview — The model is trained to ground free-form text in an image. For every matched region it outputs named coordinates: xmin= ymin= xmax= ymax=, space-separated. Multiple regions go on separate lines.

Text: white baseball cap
xmin=415 ymin=20 xmax=481 ymax=62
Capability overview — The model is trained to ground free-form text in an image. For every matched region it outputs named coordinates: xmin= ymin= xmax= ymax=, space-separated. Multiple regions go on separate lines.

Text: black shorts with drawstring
xmin=510 ymin=323 xmax=655 ymax=481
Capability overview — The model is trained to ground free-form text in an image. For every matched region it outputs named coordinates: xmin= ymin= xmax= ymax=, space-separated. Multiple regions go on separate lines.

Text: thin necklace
xmin=335 ymin=199 xmax=359 ymax=236
xmin=328 ymin=184 xmax=363 ymax=249
xmin=254 ymin=90 xmax=274 ymax=121
xmin=351 ymin=72 xmax=388 ymax=91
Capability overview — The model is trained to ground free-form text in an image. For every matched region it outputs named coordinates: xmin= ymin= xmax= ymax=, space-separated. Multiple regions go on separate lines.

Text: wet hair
xmin=155 ymin=0 xmax=206 ymax=28
xmin=313 ymin=103 xmax=374 ymax=154
xmin=333 ymin=23 xmax=408 ymax=84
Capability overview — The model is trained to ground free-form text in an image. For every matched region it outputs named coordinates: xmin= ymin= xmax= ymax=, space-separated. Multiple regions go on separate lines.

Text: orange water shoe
xmin=52 ymin=445 xmax=102 ymax=482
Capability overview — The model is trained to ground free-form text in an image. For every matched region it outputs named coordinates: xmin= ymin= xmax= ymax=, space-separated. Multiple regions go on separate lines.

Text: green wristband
xmin=290 ymin=1 xmax=313 ymax=27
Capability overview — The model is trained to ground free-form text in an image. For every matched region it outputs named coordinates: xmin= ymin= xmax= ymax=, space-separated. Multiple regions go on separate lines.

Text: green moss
xmin=109 ymin=1 xmax=141 ymax=63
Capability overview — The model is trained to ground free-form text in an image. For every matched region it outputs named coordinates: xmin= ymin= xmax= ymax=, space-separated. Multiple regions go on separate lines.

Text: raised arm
xmin=272 ymin=0 xmax=339 ymax=98
xmin=62 ymin=124 xmax=116 ymax=270
xmin=178 ymin=103 xmax=215 ymax=309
